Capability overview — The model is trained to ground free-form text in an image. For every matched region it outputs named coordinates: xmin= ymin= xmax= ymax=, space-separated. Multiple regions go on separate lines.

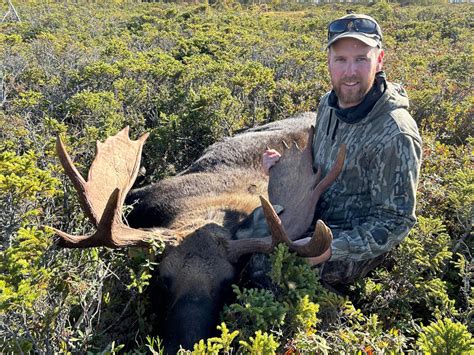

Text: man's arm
xmin=304 ymin=132 xmax=422 ymax=265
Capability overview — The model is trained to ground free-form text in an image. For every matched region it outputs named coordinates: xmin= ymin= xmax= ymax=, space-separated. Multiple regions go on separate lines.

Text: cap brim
xmin=327 ymin=32 xmax=380 ymax=49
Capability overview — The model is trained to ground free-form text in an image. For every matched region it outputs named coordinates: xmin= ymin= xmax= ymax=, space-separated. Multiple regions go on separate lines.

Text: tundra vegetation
xmin=1 ymin=0 xmax=473 ymax=353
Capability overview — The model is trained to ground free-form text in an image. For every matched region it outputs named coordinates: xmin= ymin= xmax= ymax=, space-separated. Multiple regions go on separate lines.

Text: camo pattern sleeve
xmin=330 ymin=131 xmax=422 ymax=261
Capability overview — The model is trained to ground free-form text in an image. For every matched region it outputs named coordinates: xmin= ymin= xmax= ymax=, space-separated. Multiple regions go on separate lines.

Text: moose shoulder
xmin=49 ymin=113 xmax=345 ymax=352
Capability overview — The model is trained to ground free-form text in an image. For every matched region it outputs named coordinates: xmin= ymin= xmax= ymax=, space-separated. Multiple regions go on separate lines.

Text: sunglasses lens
xmin=356 ymin=19 xmax=377 ymax=33
xmin=329 ymin=19 xmax=349 ymax=34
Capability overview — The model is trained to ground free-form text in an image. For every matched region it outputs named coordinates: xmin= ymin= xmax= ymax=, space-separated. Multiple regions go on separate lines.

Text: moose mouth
xmin=161 ymin=292 xmax=225 ymax=352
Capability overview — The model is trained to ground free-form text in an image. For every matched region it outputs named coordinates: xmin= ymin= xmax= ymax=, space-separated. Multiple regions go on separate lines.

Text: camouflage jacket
xmin=312 ymin=82 xmax=422 ymax=262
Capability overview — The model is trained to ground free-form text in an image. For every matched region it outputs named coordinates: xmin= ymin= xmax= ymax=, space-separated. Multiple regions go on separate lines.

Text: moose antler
xmin=49 ymin=128 xmax=178 ymax=248
xmin=227 ymin=127 xmax=345 ymax=261
xmin=261 ymin=127 xmax=345 ymax=257
xmin=226 ymin=197 xmax=333 ymax=262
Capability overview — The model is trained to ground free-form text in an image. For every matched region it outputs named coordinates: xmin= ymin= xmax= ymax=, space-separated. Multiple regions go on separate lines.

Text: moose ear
xmin=233 ymin=204 xmax=284 ymax=240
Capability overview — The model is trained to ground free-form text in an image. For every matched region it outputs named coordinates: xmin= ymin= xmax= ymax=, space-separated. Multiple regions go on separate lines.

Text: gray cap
xmin=327 ymin=14 xmax=382 ymax=48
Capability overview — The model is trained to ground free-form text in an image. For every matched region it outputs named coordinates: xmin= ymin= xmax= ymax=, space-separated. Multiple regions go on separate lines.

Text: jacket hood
xmin=363 ymin=81 xmax=410 ymax=125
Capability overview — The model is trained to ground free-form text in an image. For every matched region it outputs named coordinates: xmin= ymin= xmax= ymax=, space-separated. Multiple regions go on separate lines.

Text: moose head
xmin=48 ymin=115 xmax=345 ymax=352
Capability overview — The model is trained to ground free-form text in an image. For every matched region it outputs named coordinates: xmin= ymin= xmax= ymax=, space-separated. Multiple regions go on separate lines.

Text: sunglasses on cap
xmin=328 ymin=18 xmax=382 ymax=42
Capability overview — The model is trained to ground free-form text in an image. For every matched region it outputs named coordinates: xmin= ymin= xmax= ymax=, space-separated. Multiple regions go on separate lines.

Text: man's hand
xmin=262 ymin=149 xmax=281 ymax=175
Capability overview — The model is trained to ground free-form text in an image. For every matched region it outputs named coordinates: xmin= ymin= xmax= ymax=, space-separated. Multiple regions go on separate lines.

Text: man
xmin=263 ymin=14 xmax=422 ymax=285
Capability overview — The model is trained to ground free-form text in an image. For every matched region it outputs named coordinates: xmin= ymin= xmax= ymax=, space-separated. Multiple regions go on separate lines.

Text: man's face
xmin=328 ymin=37 xmax=384 ymax=109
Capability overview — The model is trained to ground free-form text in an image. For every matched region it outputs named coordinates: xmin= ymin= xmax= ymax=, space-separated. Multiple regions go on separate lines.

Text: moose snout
xmin=163 ymin=292 xmax=218 ymax=353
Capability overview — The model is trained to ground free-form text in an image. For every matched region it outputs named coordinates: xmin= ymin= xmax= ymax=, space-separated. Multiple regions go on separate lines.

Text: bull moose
xmin=49 ymin=113 xmax=345 ymax=352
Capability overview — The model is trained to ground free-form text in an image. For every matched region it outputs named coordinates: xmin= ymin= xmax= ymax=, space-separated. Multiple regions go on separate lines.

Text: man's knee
xmin=319 ymin=253 xmax=387 ymax=285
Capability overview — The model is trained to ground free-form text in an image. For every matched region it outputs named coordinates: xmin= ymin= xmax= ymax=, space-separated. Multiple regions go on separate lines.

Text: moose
xmin=49 ymin=113 xmax=345 ymax=352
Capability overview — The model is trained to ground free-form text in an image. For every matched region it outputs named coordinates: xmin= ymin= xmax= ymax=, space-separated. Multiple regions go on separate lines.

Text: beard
xmin=332 ymin=76 xmax=372 ymax=108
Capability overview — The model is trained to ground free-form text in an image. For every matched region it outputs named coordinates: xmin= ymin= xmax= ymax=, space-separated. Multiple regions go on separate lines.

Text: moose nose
xmin=164 ymin=293 xmax=217 ymax=353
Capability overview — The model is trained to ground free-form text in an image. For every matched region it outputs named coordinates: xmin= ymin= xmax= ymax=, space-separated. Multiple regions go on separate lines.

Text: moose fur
xmin=125 ymin=113 xmax=314 ymax=351
xmin=50 ymin=112 xmax=344 ymax=352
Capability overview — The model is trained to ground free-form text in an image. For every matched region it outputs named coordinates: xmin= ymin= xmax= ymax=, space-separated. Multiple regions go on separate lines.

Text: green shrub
xmin=186 ymin=323 xmax=239 ymax=355
xmin=416 ymin=318 xmax=474 ymax=354
xmin=238 ymin=330 xmax=279 ymax=355
xmin=270 ymin=243 xmax=320 ymax=304
xmin=223 ymin=285 xmax=287 ymax=338
xmin=1 ymin=1 xmax=472 ymax=353
xmin=354 ymin=217 xmax=456 ymax=332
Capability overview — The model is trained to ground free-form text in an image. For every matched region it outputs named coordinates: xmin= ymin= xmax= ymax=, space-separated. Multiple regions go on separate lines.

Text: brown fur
xmin=52 ymin=113 xmax=317 ymax=352
xmin=123 ymin=114 xmax=316 ymax=352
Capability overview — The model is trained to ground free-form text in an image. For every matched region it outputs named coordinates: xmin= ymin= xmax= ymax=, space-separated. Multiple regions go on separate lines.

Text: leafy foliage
xmin=1 ymin=1 xmax=472 ymax=353
xmin=224 ymin=245 xmax=412 ymax=352
xmin=416 ymin=318 xmax=474 ymax=354
xmin=223 ymin=285 xmax=287 ymax=338
xmin=354 ymin=217 xmax=456 ymax=331
xmin=182 ymin=323 xmax=239 ymax=354
xmin=238 ymin=330 xmax=279 ymax=354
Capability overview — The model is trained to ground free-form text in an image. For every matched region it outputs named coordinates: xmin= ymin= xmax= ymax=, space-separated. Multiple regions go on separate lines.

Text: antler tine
xmin=259 ymin=196 xmax=289 ymax=245
xmin=287 ymin=220 xmax=333 ymax=257
xmin=56 ymin=135 xmax=97 ymax=225
xmin=225 ymin=196 xmax=290 ymax=262
xmin=259 ymin=196 xmax=332 ymax=257
xmin=50 ymin=188 xmax=123 ymax=247
xmin=312 ymin=144 xmax=346 ymax=202
xmin=226 ymin=199 xmax=332 ymax=262
xmin=49 ymin=188 xmax=179 ymax=248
